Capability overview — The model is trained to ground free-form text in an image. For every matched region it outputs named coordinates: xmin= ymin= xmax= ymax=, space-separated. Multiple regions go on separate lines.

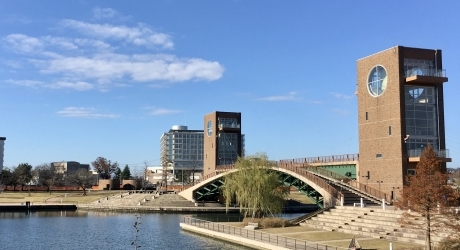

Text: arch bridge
xmin=179 ymin=156 xmax=391 ymax=208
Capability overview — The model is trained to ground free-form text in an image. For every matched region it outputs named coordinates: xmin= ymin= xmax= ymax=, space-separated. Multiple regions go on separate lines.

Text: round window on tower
xmin=367 ymin=65 xmax=388 ymax=97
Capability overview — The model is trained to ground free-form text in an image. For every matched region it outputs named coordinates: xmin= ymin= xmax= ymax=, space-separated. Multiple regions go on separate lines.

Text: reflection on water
xmin=0 ymin=211 xmax=253 ymax=250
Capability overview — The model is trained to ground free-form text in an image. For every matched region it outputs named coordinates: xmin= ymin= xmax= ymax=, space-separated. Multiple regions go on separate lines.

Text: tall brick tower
xmin=203 ymin=111 xmax=242 ymax=177
xmin=357 ymin=46 xmax=450 ymax=198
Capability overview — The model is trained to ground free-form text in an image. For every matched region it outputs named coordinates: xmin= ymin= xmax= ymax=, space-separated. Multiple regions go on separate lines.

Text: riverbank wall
xmin=76 ymin=204 xmax=244 ymax=213
xmin=0 ymin=203 xmax=77 ymax=211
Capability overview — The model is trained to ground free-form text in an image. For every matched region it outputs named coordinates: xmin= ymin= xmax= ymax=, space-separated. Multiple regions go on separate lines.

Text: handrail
xmin=304 ymin=166 xmax=391 ymax=204
xmin=288 ymin=206 xmax=332 ymax=225
xmin=303 ymin=166 xmax=352 ymax=183
xmin=277 ymin=163 xmax=343 ymax=204
xmin=182 ymin=216 xmax=348 ymax=250
xmin=346 ymin=180 xmax=392 ymax=203
xmin=279 ymin=154 xmax=359 ymax=164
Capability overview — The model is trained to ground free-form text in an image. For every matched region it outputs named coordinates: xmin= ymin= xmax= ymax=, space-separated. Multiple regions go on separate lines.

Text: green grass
xmin=0 ymin=190 xmax=122 ymax=203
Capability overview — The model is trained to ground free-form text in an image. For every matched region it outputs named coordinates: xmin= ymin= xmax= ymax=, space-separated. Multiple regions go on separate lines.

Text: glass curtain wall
xmin=404 ymin=85 xmax=439 ymax=157
xmin=217 ymin=132 xmax=239 ymax=165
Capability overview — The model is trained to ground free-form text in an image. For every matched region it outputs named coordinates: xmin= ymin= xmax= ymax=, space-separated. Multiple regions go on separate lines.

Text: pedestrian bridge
xmin=179 ymin=155 xmax=391 ymax=208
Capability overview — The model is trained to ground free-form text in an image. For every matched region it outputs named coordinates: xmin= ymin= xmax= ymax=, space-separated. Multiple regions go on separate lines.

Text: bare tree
xmin=396 ymin=144 xmax=460 ymax=249
xmin=35 ymin=163 xmax=62 ymax=194
xmin=160 ymin=155 xmax=171 ymax=191
xmin=91 ymin=157 xmax=118 ymax=180
xmin=66 ymin=169 xmax=94 ymax=195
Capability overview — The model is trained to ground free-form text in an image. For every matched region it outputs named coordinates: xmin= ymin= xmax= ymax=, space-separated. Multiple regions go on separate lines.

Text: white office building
xmin=160 ymin=125 xmax=204 ymax=174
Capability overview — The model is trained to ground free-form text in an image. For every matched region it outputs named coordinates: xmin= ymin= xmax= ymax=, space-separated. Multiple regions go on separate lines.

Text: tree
xmin=66 ymin=168 xmax=94 ymax=195
xmin=221 ymin=153 xmax=289 ymax=219
xmin=114 ymin=167 xmax=122 ymax=180
xmin=396 ymin=144 xmax=460 ymax=249
xmin=121 ymin=164 xmax=132 ymax=180
xmin=1 ymin=168 xmax=13 ymax=189
xmin=14 ymin=163 xmax=33 ymax=191
xmin=91 ymin=157 xmax=118 ymax=180
xmin=35 ymin=163 xmax=62 ymax=194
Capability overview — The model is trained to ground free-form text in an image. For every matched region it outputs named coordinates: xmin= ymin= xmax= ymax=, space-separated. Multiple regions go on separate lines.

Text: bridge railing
xmin=280 ymin=154 xmax=359 ymax=164
xmin=346 ymin=180 xmax=392 ymax=203
xmin=303 ymin=166 xmax=353 ymax=183
xmin=302 ymin=166 xmax=391 ymax=203
xmin=277 ymin=162 xmax=344 ymax=204
xmin=182 ymin=217 xmax=348 ymax=250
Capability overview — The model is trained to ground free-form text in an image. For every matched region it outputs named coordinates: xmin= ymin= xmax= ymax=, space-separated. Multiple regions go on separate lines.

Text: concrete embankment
xmin=180 ymin=223 xmax=290 ymax=250
xmin=0 ymin=203 xmax=77 ymax=211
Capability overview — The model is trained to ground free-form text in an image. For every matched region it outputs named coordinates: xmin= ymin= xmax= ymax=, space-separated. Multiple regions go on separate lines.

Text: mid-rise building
xmin=51 ymin=161 xmax=90 ymax=178
xmin=160 ymin=125 xmax=204 ymax=174
xmin=0 ymin=137 xmax=5 ymax=172
xmin=203 ymin=111 xmax=244 ymax=177
xmin=357 ymin=46 xmax=450 ymax=196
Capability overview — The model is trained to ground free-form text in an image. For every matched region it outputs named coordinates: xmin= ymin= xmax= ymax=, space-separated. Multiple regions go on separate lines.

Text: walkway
xmin=181 ymin=217 xmax=424 ymax=250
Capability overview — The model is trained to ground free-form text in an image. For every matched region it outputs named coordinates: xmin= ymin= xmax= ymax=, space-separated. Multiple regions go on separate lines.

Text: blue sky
xmin=1 ymin=1 xmax=460 ymax=172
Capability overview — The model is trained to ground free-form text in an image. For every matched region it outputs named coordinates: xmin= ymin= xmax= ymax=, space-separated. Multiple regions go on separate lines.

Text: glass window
xmin=367 ymin=66 xmax=387 ymax=97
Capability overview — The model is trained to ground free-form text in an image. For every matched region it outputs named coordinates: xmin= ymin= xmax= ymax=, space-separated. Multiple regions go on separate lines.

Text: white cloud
xmin=56 ymin=107 xmax=119 ymax=118
xmin=42 ymin=36 xmax=78 ymax=50
xmin=6 ymin=79 xmax=44 ymax=88
xmin=148 ymin=108 xmax=182 ymax=116
xmin=49 ymin=81 xmax=94 ymax=91
xmin=60 ymin=19 xmax=174 ymax=49
xmin=41 ymin=54 xmax=224 ymax=82
xmin=309 ymin=100 xmax=323 ymax=105
xmin=4 ymin=34 xmax=44 ymax=53
xmin=2 ymin=11 xmax=224 ymax=92
xmin=6 ymin=79 xmax=94 ymax=91
xmin=93 ymin=7 xmax=117 ymax=19
xmin=331 ymin=92 xmax=353 ymax=101
xmin=257 ymin=91 xmax=299 ymax=101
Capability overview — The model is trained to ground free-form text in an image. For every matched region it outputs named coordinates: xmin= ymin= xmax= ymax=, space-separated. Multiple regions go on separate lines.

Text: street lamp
xmin=377 ymin=181 xmax=383 ymax=192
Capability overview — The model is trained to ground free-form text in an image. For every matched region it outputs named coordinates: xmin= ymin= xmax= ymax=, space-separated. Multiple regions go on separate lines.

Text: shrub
xmin=437 ymin=237 xmax=460 ymax=250
xmin=242 ymin=217 xmax=293 ymax=228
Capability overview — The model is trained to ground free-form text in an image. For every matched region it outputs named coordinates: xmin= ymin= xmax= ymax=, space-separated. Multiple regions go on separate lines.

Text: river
xmin=0 ymin=211 xmax=303 ymax=250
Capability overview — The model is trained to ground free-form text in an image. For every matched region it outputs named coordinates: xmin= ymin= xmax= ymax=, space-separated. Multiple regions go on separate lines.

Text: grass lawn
xmin=0 ymin=190 xmax=123 ymax=204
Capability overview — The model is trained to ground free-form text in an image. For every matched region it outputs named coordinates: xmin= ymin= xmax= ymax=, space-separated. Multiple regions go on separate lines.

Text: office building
xmin=160 ymin=125 xmax=204 ymax=174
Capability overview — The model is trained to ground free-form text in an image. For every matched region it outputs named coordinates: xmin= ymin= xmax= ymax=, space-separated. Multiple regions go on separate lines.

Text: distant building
xmin=51 ymin=161 xmax=91 ymax=184
xmin=160 ymin=125 xmax=204 ymax=174
xmin=203 ymin=111 xmax=244 ymax=177
xmin=0 ymin=137 xmax=5 ymax=172
xmin=51 ymin=161 xmax=90 ymax=175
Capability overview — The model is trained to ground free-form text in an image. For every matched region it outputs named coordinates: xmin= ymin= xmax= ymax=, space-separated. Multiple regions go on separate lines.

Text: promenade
xmin=181 ymin=217 xmax=424 ymax=250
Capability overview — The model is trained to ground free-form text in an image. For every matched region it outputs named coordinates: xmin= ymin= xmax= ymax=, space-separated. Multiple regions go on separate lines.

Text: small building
xmin=0 ymin=137 xmax=5 ymax=172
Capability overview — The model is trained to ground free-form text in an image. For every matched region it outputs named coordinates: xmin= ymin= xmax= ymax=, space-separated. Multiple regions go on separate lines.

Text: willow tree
xmin=221 ymin=154 xmax=289 ymax=218
xmin=396 ymin=144 xmax=460 ymax=249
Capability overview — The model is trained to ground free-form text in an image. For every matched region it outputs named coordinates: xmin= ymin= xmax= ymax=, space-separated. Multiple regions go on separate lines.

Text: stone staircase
xmin=301 ymin=206 xmax=446 ymax=246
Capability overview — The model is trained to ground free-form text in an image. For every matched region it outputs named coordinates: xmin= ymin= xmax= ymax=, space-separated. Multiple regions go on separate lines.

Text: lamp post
xmin=377 ymin=181 xmax=383 ymax=192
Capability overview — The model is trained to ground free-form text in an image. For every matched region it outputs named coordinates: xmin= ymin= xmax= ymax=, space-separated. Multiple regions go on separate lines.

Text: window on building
xmin=376 ymin=153 xmax=382 ymax=158
xmin=365 ymin=112 xmax=368 ymax=121
xmin=389 ymin=126 xmax=392 ymax=136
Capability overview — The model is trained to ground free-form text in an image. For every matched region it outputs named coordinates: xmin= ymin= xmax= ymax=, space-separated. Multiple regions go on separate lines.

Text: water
xmin=0 ymin=211 xmax=254 ymax=250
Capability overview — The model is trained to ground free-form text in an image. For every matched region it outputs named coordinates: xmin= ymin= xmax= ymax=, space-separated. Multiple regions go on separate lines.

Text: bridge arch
xmin=179 ymin=167 xmax=343 ymax=208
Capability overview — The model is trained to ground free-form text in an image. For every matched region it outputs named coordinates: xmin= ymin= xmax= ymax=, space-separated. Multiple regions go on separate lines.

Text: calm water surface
xmin=0 ymin=211 xmax=255 ymax=250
